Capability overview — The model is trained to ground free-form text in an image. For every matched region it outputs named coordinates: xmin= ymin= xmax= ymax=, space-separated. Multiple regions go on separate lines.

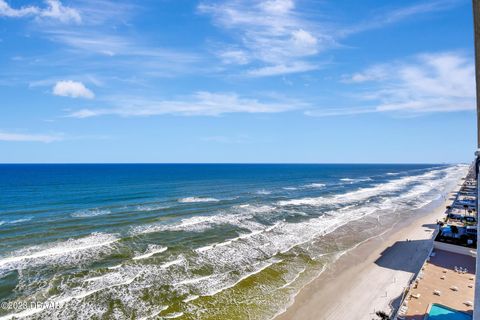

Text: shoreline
xmin=275 ymin=180 xmax=462 ymax=320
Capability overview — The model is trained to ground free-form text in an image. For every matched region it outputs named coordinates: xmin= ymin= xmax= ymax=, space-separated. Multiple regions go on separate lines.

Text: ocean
xmin=0 ymin=164 xmax=468 ymax=319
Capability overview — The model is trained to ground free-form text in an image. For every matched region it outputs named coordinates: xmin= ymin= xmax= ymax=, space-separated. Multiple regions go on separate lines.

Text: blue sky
xmin=0 ymin=0 xmax=476 ymax=163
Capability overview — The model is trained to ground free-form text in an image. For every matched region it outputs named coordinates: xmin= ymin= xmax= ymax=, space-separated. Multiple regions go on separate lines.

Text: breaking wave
xmin=72 ymin=208 xmax=111 ymax=218
xmin=178 ymin=197 xmax=220 ymax=203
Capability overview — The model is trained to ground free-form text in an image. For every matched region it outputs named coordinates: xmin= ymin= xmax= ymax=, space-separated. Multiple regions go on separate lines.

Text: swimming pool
xmin=428 ymin=304 xmax=472 ymax=320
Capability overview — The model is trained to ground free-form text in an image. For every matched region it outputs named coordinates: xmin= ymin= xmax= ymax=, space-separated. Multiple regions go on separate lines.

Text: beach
xmin=275 ymin=181 xmax=462 ymax=320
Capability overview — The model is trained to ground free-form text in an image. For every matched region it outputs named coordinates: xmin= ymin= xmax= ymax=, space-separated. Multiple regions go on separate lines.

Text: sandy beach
xmin=276 ymin=181 xmax=462 ymax=320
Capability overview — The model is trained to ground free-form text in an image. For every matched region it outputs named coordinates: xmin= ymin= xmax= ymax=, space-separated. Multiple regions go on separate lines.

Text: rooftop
xmin=398 ymin=249 xmax=475 ymax=319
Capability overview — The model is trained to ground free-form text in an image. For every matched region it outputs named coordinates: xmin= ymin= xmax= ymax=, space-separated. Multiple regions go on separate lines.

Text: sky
xmin=0 ymin=0 xmax=477 ymax=163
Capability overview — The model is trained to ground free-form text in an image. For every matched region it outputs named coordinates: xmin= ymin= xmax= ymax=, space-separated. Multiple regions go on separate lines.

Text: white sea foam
xmin=72 ymin=208 xmax=111 ymax=218
xmin=283 ymin=187 xmax=298 ymax=190
xmin=133 ymin=245 xmax=168 ymax=260
xmin=137 ymin=306 xmax=169 ymax=320
xmin=280 ymin=267 xmax=306 ymax=289
xmin=135 ymin=204 xmax=274 ymax=234
xmin=136 ymin=204 xmax=168 ymax=212
xmin=164 ymin=312 xmax=184 ymax=319
xmin=160 ymin=258 xmax=184 ymax=269
xmin=340 ymin=177 xmax=372 ymax=183
xmin=183 ymin=295 xmax=200 ymax=303
xmin=179 ymin=197 xmax=220 ymax=203
xmin=108 ymin=264 xmax=122 ymax=270
xmin=302 ymin=183 xmax=325 ymax=188
xmin=195 ymin=244 xmax=216 ymax=253
xmin=256 ymin=189 xmax=272 ymax=195
xmin=0 ymin=233 xmax=118 ymax=272
xmin=174 ymin=275 xmax=213 ymax=286
xmin=278 ymin=166 xmax=461 ymax=207
xmin=6 ymin=217 xmax=32 ymax=225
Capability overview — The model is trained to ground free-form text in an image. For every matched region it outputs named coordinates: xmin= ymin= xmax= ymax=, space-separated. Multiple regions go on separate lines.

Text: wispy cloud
xmin=67 ymin=91 xmax=304 ymax=118
xmin=0 ymin=0 xmax=81 ymax=23
xmin=53 ymin=80 xmax=95 ymax=99
xmin=339 ymin=0 xmax=463 ymax=36
xmin=247 ymin=61 xmax=319 ymax=77
xmin=198 ymin=0 xmax=330 ymax=77
xmin=0 ymin=131 xmax=63 ymax=143
xmin=309 ymin=52 xmax=475 ymax=117
xmin=45 ymin=30 xmax=201 ymax=64
xmin=199 ymin=0 xmax=464 ymax=77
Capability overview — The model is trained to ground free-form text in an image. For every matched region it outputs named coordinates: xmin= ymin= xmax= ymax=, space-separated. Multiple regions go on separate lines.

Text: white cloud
xmin=40 ymin=0 xmax=81 ymax=23
xmin=198 ymin=0 xmax=329 ymax=76
xmin=310 ymin=52 xmax=475 ymax=117
xmin=339 ymin=0 xmax=462 ymax=36
xmin=218 ymin=49 xmax=250 ymax=65
xmin=0 ymin=131 xmax=62 ymax=143
xmin=0 ymin=0 xmax=37 ymax=17
xmin=0 ymin=0 xmax=81 ymax=23
xmin=199 ymin=0 xmax=464 ymax=77
xmin=371 ymin=52 xmax=475 ymax=113
xmin=53 ymin=80 xmax=95 ymax=99
xmin=260 ymin=0 xmax=294 ymax=14
xmin=247 ymin=61 xmax=318 ymax=77
xmin=68 ymin=91 xmax=304 ymax=118
xmin=344 ymin=65 xmax=390 ymax=83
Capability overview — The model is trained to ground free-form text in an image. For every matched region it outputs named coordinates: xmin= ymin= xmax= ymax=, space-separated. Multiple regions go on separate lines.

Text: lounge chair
xmin=440 ymin=276 xmax=445 ymax=280
xmin=433 ymin=290 xmax=441 ymax=296
xmin=450 ymin=286 xmax=459 ymax=291
xmin=465 ymin=301 xmax=473 ymax=307
xmin=411 ymin=293 xmax=421 ymax=299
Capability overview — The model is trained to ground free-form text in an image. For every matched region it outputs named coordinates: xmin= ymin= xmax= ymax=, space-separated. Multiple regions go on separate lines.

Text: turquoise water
xmin=428 ymin=304 xmax=472 ymax=320
xmin=0 ymin=164 xmax=468 ymax=319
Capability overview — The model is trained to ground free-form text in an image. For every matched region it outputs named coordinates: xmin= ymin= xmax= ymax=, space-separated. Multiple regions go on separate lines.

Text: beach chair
xmin=450 ymin=286 xmax=459 ymax=291
xmin=440 ymin=275 xmax=445 ymax=280
xmin=410 ymin=293 xmax=421 ymax=299
xmin=465 ymin=301 xmax=473 ymax=307
xmin=433 ymin=290 xmax=441 ymax=296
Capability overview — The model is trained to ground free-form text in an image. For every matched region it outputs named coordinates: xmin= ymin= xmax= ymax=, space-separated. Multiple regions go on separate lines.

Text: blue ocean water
xmin=0 ymin=164 xmax=468 ymax=319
